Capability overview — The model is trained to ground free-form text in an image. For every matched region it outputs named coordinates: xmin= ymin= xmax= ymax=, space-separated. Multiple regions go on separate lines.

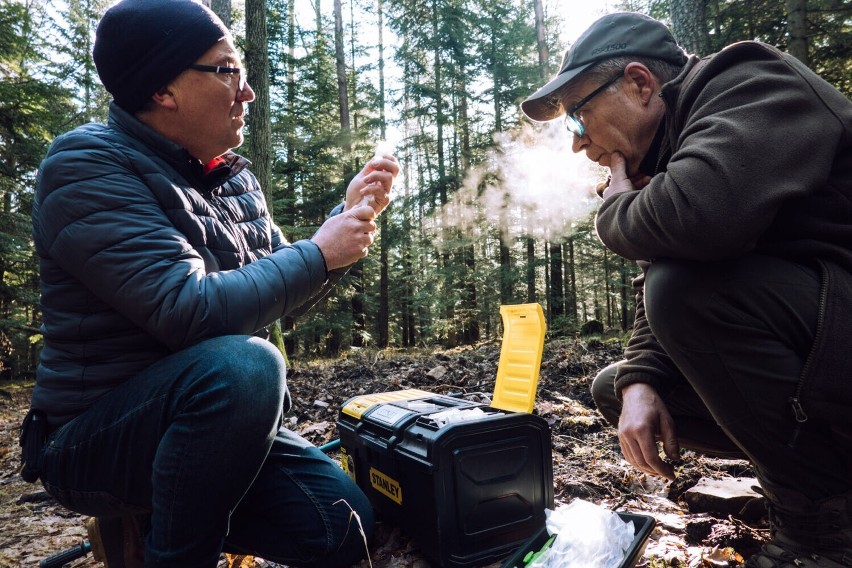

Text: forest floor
xmin=0 ymin=337 xmax=770 ymax=568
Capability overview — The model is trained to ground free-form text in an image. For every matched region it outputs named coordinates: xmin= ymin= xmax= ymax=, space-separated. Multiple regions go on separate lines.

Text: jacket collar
xmin=659 ymin=54 xmax=702 ymax=109
xmin=652 ymin=55 xmax=709 ymax=172
xmin=107 ymin=102 xmax=250 ymax=191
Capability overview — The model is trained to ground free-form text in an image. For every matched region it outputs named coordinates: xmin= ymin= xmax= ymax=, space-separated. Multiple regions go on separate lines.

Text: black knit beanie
xmin=93 ymin=0 xmax=229 ymax=113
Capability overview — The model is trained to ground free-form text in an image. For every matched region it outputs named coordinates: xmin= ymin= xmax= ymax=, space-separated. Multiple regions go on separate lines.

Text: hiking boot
xmin=745 ymin=483 xmax=852 ymax=567
xmin=86 ymin=514 xmax=146 ymax=568
xmin=747 ymin=542 xmax=850 ymax=567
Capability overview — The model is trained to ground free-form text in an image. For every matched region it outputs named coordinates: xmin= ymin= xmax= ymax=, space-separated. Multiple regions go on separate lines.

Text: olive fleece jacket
xmin=595 ymin=42 xmax=852 ymax=418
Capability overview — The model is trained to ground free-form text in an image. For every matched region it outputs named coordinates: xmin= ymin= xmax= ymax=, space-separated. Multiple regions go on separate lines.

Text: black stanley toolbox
xmin=337 ymin=389 xmax=554 ymax=568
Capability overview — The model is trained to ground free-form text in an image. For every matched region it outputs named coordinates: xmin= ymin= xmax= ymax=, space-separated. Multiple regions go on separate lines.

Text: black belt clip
xmin=19 ymin=408 xmax=47 ymax=483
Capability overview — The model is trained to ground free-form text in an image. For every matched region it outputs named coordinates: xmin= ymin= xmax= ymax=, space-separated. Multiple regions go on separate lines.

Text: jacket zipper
xmin=786 ymin=260 xmax=828 ymax=448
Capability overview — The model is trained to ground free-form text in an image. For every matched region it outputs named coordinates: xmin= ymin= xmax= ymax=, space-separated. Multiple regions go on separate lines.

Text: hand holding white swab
xmin=361 ymin=141 xmax=393 ymax=209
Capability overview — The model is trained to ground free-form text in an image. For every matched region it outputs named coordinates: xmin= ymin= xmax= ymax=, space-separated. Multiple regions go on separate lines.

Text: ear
xmin=623 ymin=62 xmax=657 ymax=105
xmin=149 ymin=84 xmax=178 ymax=111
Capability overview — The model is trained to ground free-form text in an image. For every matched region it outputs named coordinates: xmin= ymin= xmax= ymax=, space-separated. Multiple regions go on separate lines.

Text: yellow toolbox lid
xmin=491 ymin=303 xmax=546 ymax=413
xmin=341 ymin=388 xmax=434 ymax=419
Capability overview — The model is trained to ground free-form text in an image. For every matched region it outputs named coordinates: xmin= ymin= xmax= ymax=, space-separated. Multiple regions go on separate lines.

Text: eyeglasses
xmin=564 ymin=70 xmax=624 ymax=138
xmin=188 ymin=64 xmax=247 ymax=93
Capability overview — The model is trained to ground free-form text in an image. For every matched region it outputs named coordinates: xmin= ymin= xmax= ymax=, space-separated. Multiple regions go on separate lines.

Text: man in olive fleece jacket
xmin=522 ymin=12 xmax=851 ymax=568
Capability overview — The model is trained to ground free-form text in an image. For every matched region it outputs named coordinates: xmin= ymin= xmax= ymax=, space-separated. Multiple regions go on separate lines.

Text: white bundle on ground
xmin=529 ymin=499 xmax=635 ymax=568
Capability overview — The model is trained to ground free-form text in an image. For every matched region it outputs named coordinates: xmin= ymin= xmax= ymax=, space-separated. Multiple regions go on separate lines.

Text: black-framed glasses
xmin=188 ymin=64 xmax=247 ymax=93
xmin=564 ymin=70 xmax=624 ymax=138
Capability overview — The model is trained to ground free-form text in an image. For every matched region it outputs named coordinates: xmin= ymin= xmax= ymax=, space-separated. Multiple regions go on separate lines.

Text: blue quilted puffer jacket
xmin=32 ymin=103 xmax=342 ymax=427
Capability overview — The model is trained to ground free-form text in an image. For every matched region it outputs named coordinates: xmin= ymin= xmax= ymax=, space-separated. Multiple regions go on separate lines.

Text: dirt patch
xmin=0 ymin=338 xmax=769 ymax=567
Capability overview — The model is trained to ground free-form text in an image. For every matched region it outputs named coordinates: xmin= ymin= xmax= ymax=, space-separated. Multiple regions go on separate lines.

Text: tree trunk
xmin=400 ymin=56 xmax=419 ymax=348
xmin=529 ymin=0 xmax=549 ymax=311
xmin=430 ymin=0 xmax=455 ymax=347
xmin=711 ymin=0 xmax=722 ymax=50
xmin=84 ymin=9 xmax=92 ymax=121
xmin=489 ymin=9 xmax=512 ymax=306
xmin=543 ymin=246 xmax=550 ymax=319
xmin=204 ymin=0 xmax=231 ymax=27
xmin=245 ymin=0 xmax=271 ymax=208
xmin=456 ymin=46 xmax=478 ymax=344
xmin=785 ymin=0 xmax=808 ymax=65
xmin=244 ymin=0 xmax=289 ymax=358
xmin=499 ymin=223 xmax=512 ymax=304
xmin=669 ymin=0 xmax=711 ymax=56
xmin=313 ymin=0 xmax=341 ymax=354
xmin=284 ymin=0 xmax=297 ymax=235
xmin=564 ymin=239 xmax=577 ymax=325
xmin=532 ymin=0 xmax=549 ymax=80
xmin=548 ymin=242 xmax=563 ymax=319
xmin=333 ymin=0 xmax=365 ymax=348
xmin=65 ymin=0 xmax=110 ymax=122
xmin=283 ymin=0 xmax=298 ymax=357
xmin=526 ymin=237 xmax=536 ymax=303
xmin=334 ymin=0 xmax=353 ymax=164
xmin=376 ymin=0 xmax=390 ymax=348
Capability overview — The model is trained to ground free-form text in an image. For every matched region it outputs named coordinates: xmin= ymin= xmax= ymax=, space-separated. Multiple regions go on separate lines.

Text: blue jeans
xmin=39 ymin=335 xmax=374 ymax=568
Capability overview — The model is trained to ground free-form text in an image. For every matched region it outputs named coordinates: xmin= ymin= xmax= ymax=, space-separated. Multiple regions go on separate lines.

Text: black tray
xmin=500 ymin=511 xmax=656 ymax=568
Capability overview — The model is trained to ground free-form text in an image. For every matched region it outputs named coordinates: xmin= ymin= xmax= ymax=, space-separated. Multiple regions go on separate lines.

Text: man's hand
xmin=344 ymin=153 xmax=400 ymax=214
xmin=618 ymin=383 xmax=680 ymax=480
xmin=311 ymin=206 xmax=377 ymax=271
xmin=601 ymin=152 xmax=652 ymax=200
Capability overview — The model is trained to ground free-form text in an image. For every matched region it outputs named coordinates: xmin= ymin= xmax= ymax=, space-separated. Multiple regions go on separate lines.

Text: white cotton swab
xmin=361 ymin=141 xmax=393 ymax=208
xmin=373 ymin=140 xmax=393 ymax=160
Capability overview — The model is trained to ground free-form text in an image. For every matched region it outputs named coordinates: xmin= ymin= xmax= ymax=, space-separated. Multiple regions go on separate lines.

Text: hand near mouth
xmin=601 ymin=152 xmax=652 ymax=199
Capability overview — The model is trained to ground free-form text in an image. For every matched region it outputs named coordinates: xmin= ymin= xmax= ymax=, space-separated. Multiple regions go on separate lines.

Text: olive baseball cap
xmin=521 ymin=12 xmax=687 ymax=122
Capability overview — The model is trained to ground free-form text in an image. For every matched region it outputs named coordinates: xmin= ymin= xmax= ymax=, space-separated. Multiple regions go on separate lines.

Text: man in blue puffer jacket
xmin=22 ymin=0 xmax=398 ymax=566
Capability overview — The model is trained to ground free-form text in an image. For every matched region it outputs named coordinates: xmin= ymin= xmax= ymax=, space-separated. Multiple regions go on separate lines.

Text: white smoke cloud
xmin=431 ymin=121 xmax=606 ymax=245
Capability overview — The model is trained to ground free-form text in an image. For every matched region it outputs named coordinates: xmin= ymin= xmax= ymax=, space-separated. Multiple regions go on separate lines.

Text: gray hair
xmin=548 ymin=55 xmax=683 ymax=117
xmin=558 ymin=56 xmax=684 ymax=112
xmin=584 ymin=56 xmax=684 ymax=85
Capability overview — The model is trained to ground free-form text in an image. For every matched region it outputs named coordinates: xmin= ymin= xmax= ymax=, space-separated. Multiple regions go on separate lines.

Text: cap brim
xmin=521 ymin=62 xmax=593 ymax=122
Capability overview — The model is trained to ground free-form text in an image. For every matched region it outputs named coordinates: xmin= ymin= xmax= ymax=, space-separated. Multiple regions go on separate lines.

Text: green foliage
xmin=0 ymin=1 xmax=83 ymax=380
xmin=2 ymin=0 xmax=850 ymax=371
xmin=642 ymin=0 xmax=851 ymax=96
xmin=799 ymin=0 xmax=851 ymax=96
xmin=1 ymin=4 xmax=75 ymax=190
xmin=53 ymin=0 xmax=112 ymax=123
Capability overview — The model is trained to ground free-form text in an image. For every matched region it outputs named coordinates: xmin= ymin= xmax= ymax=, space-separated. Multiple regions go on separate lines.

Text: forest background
xmin=0 ymin=0 xmax=850 ymax=380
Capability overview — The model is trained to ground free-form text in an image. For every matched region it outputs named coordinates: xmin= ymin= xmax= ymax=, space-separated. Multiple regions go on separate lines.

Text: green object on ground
xmin=523 ymin=533 xmax=556 ymax=566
